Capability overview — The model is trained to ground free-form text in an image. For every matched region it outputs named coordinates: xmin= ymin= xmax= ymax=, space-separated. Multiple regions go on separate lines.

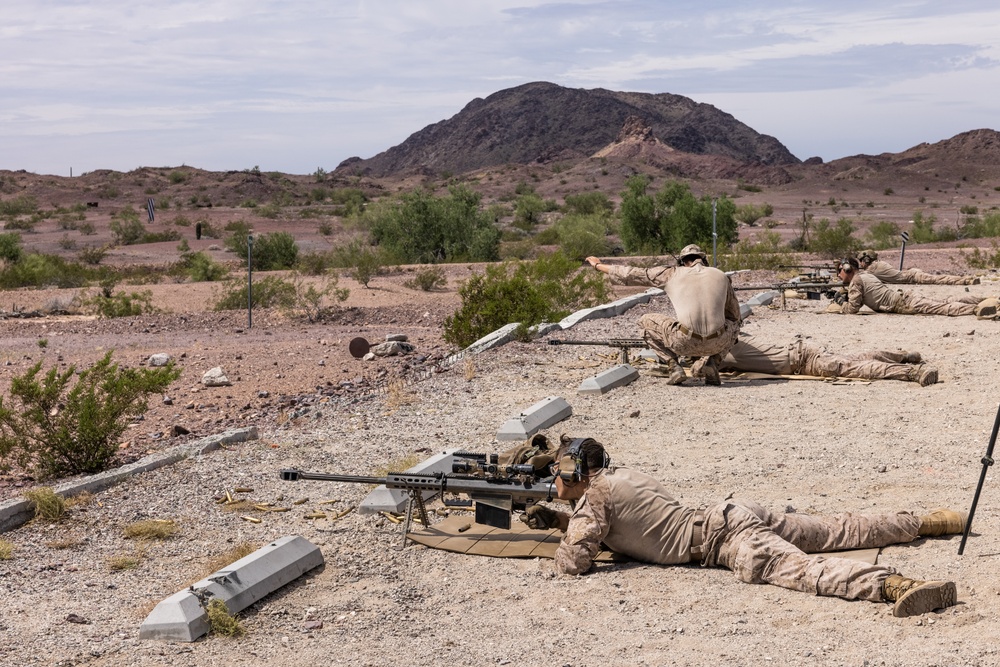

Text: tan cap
xmin=679 ymin=244 xmax=708 ymax=262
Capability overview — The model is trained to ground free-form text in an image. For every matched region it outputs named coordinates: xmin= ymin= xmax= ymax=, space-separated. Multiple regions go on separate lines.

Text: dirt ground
xmin=2 ymin=248 xmax=1000 ymax=667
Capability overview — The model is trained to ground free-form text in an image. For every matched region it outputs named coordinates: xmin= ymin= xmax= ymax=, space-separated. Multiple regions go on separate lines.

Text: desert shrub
xmin=0 ymin=539 xmax=13 ymax=560
xmin=168 ymin=170 xmax=187 ymax=184
xmin=212 ymin=274 xmax=297 ymax=311
xmin=317 ymin=221 xmax=333 ymax=236
xmin=3 ymin=218 xmax=35 ymax=232
xmin=863 ymin=221 xmax=902 ymax=250
xmin=619 ymin=176 xmax=737 ymax=255
xmin=404 ymin=266 xmax=447 ymax=291
xmin=910 ymin=212 xmax=958 ymax=243
xmin=0 ymin=195 xmax=39 ymax=217
xmin=58 ymin=234 xmax=77 ymax=250
xmin=226 ymin=231 xmax=298 ymax=270
xmin=532 ymin=227 xmax=560 ymax=245
xmin=329 ymin=188 xmax=367 ymax=217
xmin=960 ymin=242 xmax=1000 ymax=269
xmin=0 ymin=232 xmax=23 ymax=262
xmin=563 ymin=192 xmax=614 ymax=216
xmin=177 ymin=251 xmax=228 ymax=282
xmin=553 ymin=213 xmax=611 ymax=260
xmin=282 ymin=273 xmax=350 ymax=322
xmin=141 ymin=229 xmax=182 ymax=244
xmin=81 ymin=281 xmax=159 ymax=318
xmin=513 ymin=193 xmax=556 ymax=231
xmin=296 ymin=250 xmax=336 ymax=275
xmin=443 ymin=252 xmax=610 ymax=348
xmin=207 ymin=598 xmax=245 ymax=637
xmin=734 ymin=203 xmax=771 ymax=227
xmin=809 ymin=218 xmax=859 ymax=258
xmin=716 ymin=232 xmax=794 ymax=271
xmin=110 ymin=206 xmax=145 ymax=245
xmin=78 ymin=221 xmax=96 ymax=235
xmin=499 ymin=239 xmax=537 ymax=260
xmin=365 ymin=185 xmax=500 ymax=263
xmin=0 ymin=352 xmax=180 ymax=478
xmin=347 ymin=242 xmax=385 ymax=288
xmin=0 ymin=253 xmax=93 ymax=289
xmin=24 ymin=487 xmax=66 ymax=522
xmin=123 ymin=519 xmax=178 ymax=540
xmin=958 ymin=212 xmax=1000 ymax=239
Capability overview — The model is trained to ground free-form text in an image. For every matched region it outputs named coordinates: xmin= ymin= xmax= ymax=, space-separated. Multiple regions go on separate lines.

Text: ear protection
xmin=557 ymin=438 xmax=588 ymax=483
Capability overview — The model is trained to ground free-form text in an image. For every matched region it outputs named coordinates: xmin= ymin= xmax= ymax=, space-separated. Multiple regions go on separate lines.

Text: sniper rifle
xmin=281 ymin=454 xmax=557 ymax=537
xmin=547 ymin=338 xmax=647 ymax=364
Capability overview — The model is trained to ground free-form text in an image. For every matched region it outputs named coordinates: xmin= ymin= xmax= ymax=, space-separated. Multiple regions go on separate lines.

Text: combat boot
xmin=881 ymin=574 xmax=957 ymax=617
xmin=916 ymin=365 xmax=938 ymax=387
xmin=975 ymin=297 xmax=998 ymax=320
xmin=918 ymin=508 xmax=967 ymax=536
xmin=901 ymin=351 xmax=922 ymax=364
xmin=647 ymin=360 xmax=687 ymax=385
xmin=965 ymin=276 xmax=981 ymax=285
xmin=698 ymin=356 xmax=721 ymax=386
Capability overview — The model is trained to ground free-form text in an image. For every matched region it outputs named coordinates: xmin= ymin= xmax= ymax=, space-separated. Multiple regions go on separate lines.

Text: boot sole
xmin=892 ymin=581 xmax=957 ymax=617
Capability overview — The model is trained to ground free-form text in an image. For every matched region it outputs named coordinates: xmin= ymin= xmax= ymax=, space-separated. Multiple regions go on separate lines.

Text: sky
xmin=3 ymin=1 xmax=1000 ymax=176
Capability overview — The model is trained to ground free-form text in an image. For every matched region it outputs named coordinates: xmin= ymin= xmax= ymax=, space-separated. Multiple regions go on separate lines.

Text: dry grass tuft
xmin=463 ymin=357 xmax=476 ymax=381
xmin=24 ymin=487 xmax=66 ymax=523
xmin=65 ymin=490 xmax=94 ymax=509
xmin=107 ymin=548 xmax=145 ymax=571
xmin=385 ymin=380 xmax=418 ymax=411
xmin=44 ymin=534 xmax=85 ymax=550
xmin=0 ymin=539 xmax=14 ymax=560
xmin=206 ymin=598 xmax=245 ymax=637
xmin=123 ymin=519 xmax=178 ymax=540
xmin=200 ymin=542 xmax=258 ymax=580
xmin=372 ymin=452 xmax=420 ymax=477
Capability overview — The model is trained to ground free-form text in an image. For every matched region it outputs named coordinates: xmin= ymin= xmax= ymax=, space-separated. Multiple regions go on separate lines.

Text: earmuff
xmin=557 ymin=438 xmax=588 ymax=483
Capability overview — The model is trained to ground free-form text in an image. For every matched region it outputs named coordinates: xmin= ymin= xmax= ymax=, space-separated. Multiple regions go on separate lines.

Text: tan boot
xmin=918 ymin=508 xmax=967 ymax=536
xmin=975 ymin=297 xmax=998 ymax=320
xmin=916 ymin=365 xmax=938 ymax=387
xmin=881 ymin=574 xmax=957 ymax=617
xmin=647 ymin=360 xmax=687 ymax=385
xmin=701 ymin=356 xmax=721 ymax=386
xmin=966 ymin=276 xmax=981 ymax=285
xmin=901 ymin=351 xmax=922 ymax=364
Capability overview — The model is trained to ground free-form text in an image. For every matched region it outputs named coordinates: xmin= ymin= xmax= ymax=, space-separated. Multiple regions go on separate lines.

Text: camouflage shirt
xmin=554 ymin=467 xmax=697 ymax=575
xmin=843 ymin=272 xmax=902 ymax=314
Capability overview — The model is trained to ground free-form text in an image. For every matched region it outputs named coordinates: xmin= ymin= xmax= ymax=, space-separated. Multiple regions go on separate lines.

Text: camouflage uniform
xmin=720 ymin=335 xmax=919 ymax=382
xmin=843 ymin=272 xmax=983 ymax=316
xmin=554 ymin=467 xmax=920 ymax=603
xmin=602 ymin=263 xmax=741 ymax=363
xmin=867 ymin=259 xmax=976 ymax=286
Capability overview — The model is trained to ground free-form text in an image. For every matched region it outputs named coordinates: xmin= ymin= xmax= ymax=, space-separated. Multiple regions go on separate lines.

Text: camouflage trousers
xmin=793 ymin=342 xmax=915 ymax=382
xmin=637 ymin=314 xmax=739 ymax=364
xmin=701 ymin=500 xmax=920 ymax=601
xmin=894 ymin=269 xmax=974 ymax=285
xmin=896 ymin=293 xmax=982 ymax=317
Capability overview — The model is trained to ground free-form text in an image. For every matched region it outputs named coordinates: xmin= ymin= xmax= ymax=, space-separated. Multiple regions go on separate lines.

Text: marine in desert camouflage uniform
xmin=719 ymin=334 xmax=939 ymax=386
xmin=586 ymin=244 xmax=740 ymax=385
xmin=830 ymin=257 xmax=994 ymax=317
xmin=523 ymin=437 xmax=964 ymax=618
xmin=858 ymin=250 xmax=979 ymax=286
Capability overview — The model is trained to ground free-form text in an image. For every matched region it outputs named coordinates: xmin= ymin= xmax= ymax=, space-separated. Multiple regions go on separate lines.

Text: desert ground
xmin=1 ymin=238 xmax=999 ymax=666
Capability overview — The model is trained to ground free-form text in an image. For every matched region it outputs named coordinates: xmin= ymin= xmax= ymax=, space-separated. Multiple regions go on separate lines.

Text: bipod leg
xmin=959 ymin=403 xmax=1000 ymax=555
xmin=619 ymin=347 xmax=630 ymax=365
xmin=398 ymin=490 xmax=432 ymax=550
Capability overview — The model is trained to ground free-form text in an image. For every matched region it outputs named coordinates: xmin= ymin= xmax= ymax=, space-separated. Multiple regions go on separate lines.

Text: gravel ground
xmin=2 ymin=269 xmax=1000 ymax=667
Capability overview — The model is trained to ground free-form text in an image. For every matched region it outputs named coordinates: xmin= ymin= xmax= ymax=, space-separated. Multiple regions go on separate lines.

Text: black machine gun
xmin=547 ymin=338 xmax=647 ymax=364
xmin=281 ymin=452 xmax=557 ymax=534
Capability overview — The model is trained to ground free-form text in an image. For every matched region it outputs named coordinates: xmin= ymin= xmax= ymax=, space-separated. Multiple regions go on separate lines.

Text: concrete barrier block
xmin=139 ymin=535 xmax=322 ymax=642
xmin=740 ymin=303 xmax=753 ymax=320
xmin=747 ymin=290 xmax=780 ymax=307
xmin=359 ymin=449 xmax=458 ymax=514
xmin=497 ymin=396 xmax=573 ymax=442
xmin=577 ymin=364 xmax=640 ymax=395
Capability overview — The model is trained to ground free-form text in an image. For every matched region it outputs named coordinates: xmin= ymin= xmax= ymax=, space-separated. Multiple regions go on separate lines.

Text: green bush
xmin=0 ymin=232 xmax=23 ymax=262
xmin=284 ymin=273 xmax=350 ymax=322
xmin=960 ymin=242 xmax=1000 ymax=269
xmin=0 ymin=195 xmax=39 ymax=217
xmin=110 ymin=207 xmax=145 ymax=245
xmin=863 ymin=221 xmax=902 ymax=250
xmin=716 ymin=232 xmax=794 ymax=271
xmin=0 ymin=253 xmax=94 ymax=289
xmin=619 ymin=176 xmax=737 ymax=255
xmin=81 ymin=281 xmax=159 ymax=318
xmin=0 ymin=352 xmax=180 ymax=478
xmin=77 ymin=245 xmax=109 ymax=266
xmin=404 ymin=266 xmax=447 ymax=291
xmin=513 ymin=193 xmax=557 ymax=231
xmin=365 ymin=185 xmax=500 ymax=264
xmin=563 ymin=192 xmax=614 ymax=216
xmin=213 ymin=275 xmax=297 ymax=311
xmin=553 ymin=213 xmax=611 ymax=260
xmin=958 ymin=212 xmax=1000 ymax=239
xmin=809 ymin=218 xmax=858 ymax=259
xmin=184 ymin=251 xmax=229 ymax=282
xmin=910 ymin=212 xmax=958 ymax=243
xmin=443 ymin=252 xmax=610 ymax=348
xmin=226 ymin=230 xmax=298 ymax=270
xmin=347 ymin=242 xmax=384 ymax=288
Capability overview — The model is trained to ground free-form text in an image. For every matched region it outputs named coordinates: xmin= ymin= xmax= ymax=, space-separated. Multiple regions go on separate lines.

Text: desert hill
xmin=335 ymin=81 xmax=799 ymax=177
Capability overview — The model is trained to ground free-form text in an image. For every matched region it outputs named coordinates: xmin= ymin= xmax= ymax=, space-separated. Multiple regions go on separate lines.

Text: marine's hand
xmin=521 ymin=505 xmax=560 ymax=530
xmin=585 ymin=256 xmax=601 ymax=268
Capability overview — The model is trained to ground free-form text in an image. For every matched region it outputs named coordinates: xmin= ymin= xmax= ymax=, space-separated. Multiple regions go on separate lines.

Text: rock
xmin=202 ymin=367 xmax=232 ymax=387
xmin=370 ymin=341 xmax=415 ymax=357
xmin=148 ymin=353 xmax=171 ymax=367
xmin=385 ymin=334 xmax=409 ymax=342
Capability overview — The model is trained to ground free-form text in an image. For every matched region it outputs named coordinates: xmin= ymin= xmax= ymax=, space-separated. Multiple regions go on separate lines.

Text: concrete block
xmin=527 ymin=321 xmax=562 ymax=338
xmin=359 ymin=448 xmax=459 ymax=514
xmin=747 ymin=290 xmax=780 ymax=307
xmin=139 ymin=535 xmax=323 ymax=642
xmin=577 ymin=364 xmax=640 ymax=395
xmin=740 ymin=303 xmax=753 ymax=321
xmin=466 ymin=322 xmax=520 ymax=354
xmin=497 ymin=396 xmax=573 ymax=442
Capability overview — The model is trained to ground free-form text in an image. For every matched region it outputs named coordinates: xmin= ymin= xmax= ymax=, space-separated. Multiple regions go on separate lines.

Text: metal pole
xmin=712 ymin=199 xmax=718 ymax=267
xmin=247 ymin=234 xmax=253 ymax=330
xmin=898 ymin=231 xmax=910 ymax=271
xmin=958 ymin=403 xmax=1000 ymax=555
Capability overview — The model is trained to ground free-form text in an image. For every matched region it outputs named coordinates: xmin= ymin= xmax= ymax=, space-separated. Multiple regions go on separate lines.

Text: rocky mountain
xmin=337 ymin=81 xmax=800 ymax=177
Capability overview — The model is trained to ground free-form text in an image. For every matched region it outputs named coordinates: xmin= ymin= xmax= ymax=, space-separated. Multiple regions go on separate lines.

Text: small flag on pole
xmin=146 ymin=198 xmax=155 ymax=223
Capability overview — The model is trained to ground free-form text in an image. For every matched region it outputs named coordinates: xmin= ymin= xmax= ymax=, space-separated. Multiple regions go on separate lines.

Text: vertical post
xmin=247 ymin=234 xmax=253 ymax=330
xmin=899 ymin=231 xmax=909 ymax=271
xmin=959 ymin=403 xmax=1000 ymax=555
xmin=712 ymin=199 xmax=718 ymax=267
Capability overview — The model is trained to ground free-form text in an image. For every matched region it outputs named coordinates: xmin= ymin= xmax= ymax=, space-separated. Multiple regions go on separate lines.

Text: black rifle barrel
xmin=958 ymin=403 xmax=1000 ymax=555
xmin=548 ymin=339 xmax=645 ymax=347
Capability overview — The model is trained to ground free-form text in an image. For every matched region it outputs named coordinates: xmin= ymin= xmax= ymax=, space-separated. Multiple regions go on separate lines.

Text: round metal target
xmin=348 ymin=337 xmax=371 ymax=358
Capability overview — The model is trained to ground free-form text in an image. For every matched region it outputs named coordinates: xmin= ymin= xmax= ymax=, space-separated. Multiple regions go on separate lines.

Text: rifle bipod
xmin=398 ymin=489 xmax=433 ymax=549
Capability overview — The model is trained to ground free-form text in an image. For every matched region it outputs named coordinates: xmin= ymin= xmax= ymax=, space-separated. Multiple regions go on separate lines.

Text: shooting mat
xmin=407 ymin=515 xmax=879 ymax=565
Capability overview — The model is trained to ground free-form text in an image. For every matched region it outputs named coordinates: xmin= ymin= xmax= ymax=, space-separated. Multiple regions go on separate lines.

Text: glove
xmin=825 ymin=302 xmax=844 ymax=314
xmin=833 ymin=289 xmax=848 ymax=305
xmin=520 ymin=505 xmax=560 ymax=530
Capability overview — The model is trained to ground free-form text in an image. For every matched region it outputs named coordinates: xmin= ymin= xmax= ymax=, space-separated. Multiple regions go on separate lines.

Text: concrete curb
xmin=358 ymin=449 xmax=459 ymax=514
xmin=139 ymin=535 xmax=323 ymax=642
xmin=0 ymin=427 xmax=258 ymax=534
xmin=577 ymin=364 xmax=640 ymax=395
xmin=497 ymin=396 xmax=573 ymax=441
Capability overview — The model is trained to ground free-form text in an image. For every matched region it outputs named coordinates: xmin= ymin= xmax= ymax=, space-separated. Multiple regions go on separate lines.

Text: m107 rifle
xmin=280 ymin=454 xmax=557 ymax=534
xmin=547 ymin=338 xmax=647 ymax=364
